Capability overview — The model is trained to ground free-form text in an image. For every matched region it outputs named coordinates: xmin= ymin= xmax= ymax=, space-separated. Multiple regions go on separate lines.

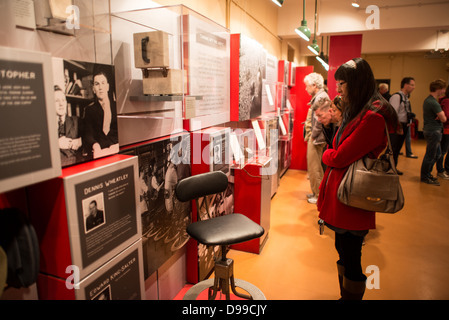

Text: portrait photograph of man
xmin=83 ymin=193 xmax=106 ymax=233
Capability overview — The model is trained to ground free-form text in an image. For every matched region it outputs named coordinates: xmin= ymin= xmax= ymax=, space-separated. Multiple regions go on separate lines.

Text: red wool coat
xmin=317 ymin=110 xmax=388 ymax=231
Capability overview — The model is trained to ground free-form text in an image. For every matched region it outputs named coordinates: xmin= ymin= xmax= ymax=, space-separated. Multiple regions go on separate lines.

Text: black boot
xmin=341 ymin=276 xmax=366 ymax=300
xmin=337 ymin=262 xmax=345 ymax=297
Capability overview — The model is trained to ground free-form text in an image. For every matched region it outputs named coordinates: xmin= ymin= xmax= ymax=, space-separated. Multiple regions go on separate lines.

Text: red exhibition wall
xmin=289 ymin=66 xmax=314 ymax=170
xmin=327 ymin=34 xmax=363 ymax=100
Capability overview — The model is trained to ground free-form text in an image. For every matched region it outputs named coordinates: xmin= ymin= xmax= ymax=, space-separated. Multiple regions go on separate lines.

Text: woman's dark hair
xmin=334 ymin=57 xmax=398 ymax=131
xmin=332 ymin=95 xmax=343 ymax=112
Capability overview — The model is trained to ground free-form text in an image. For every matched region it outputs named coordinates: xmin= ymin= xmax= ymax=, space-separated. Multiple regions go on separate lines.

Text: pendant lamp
xmin=316 ymin=37 xmax=329 ymax=71
xmin=272 ymin=0 xmax=284 ymax=7
xmin=307 ymin=0 xmax=319 ymax=55
xmin=295 ymin=0 xmax=310 ymax=41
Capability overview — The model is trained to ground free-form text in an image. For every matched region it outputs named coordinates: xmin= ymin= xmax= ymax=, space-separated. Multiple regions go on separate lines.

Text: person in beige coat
xmin=304 ymin=72 xmax=329 ymax=204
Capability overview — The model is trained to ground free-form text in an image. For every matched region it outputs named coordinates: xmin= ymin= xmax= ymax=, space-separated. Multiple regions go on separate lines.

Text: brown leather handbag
xmin=337 ymin=122 xmax=405 ymax=214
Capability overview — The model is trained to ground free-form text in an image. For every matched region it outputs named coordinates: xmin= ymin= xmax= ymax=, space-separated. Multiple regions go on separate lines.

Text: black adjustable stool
xmin=175 ymin=171 xmax=266 ymax=300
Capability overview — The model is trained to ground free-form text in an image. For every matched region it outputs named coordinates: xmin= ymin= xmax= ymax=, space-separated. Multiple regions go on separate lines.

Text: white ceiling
xmin=276 ymin=0 xmax=449 ymax=54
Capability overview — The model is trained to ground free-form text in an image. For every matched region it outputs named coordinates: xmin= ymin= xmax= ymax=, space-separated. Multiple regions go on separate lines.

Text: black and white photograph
xmin=52 ymin=58 xmax=119 ymax=167
xmin=238 ymin=35 xmax=267 ymax=121
xmin=83 ymin=193 xmax=106 ymax=233
xmin=136 ymin=134 xmax=192 ymax=279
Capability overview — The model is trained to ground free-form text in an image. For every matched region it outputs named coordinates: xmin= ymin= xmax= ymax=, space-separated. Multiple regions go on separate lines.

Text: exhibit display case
xmin=110 ymin=5 xmax=230 ymax=147
xmin=262 ymin=53 xmax=279 ymax=114
xmin=230 ymin=128 xmax=257 ymax=169
xmin=0 ymin=0 xmax=293 ymax=300
xmin=232 ymin=156 xmax=272 ymax=254
xmin=254 ymin=113 xmax=279 ymax=196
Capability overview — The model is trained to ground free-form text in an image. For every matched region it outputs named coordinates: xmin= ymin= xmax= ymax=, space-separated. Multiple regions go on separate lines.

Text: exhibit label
xmin=75 ymin=165 xmax=137 ymax=268
xmin=0 ymin=58 xmax=52 ymax=181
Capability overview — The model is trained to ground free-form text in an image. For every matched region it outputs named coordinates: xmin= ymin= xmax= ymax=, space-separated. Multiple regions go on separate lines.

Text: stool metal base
xmin=183 ymin=257 xmax=265 ymax=300
xmin=182 ymin=278 xmax=266 ymax=300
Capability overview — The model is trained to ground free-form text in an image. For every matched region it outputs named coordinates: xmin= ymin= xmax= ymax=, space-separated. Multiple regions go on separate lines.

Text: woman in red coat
xmin=317 ymin=58 xmax=398 ymax=300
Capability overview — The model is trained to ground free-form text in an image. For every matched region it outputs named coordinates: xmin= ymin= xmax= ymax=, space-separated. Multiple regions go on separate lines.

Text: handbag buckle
xmin=366 ymin=196 xmax=381 ymax=201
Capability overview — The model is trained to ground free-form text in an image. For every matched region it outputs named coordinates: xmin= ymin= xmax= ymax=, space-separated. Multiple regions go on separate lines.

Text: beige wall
xmin=363 ymin=53 xmax=449 ymax=126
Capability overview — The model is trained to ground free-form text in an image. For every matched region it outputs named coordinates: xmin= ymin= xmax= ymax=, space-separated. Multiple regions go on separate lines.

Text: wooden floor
xmin=227 ymin=139 xmax=449 ymax=300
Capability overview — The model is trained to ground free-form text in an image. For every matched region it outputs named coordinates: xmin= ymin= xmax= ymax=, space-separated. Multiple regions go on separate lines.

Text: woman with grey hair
xmin=303 ymin=72 xmax=329 ymax=204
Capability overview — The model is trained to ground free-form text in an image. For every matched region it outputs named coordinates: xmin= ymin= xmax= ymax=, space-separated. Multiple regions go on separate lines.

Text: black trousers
xmin=390 ymin=122 xmax=408 ymax=166
xmin=335 ymin=231 xmax=367 ymax=282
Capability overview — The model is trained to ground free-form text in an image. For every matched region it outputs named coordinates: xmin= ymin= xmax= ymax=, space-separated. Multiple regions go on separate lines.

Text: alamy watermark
xmin=365 ymin=5 xmax=380 ymax=30
xmin=65 ymin=265 xmax=80 ymax=290
xmin=366 ymin=265 xmax=380 ymax=289
xmin=65 ymin=5 xmax=80 ymax=30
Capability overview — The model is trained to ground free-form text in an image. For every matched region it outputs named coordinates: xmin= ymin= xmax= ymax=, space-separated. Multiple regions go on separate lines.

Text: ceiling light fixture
xmin=316 ymin=37 xmax=329 ymax=71
xmin=316 ymin=53 xmax=329 ymax=71
xmin=352 ymin=1 xmax=360 ymax=8
xmin=307 ymin=0 xmax=319 ymax=55
xmin=308 ymin=39 xmax=320 ymax=55
xmin=295 ymin=0 xmax=310 ymax=41
xmin=272 ymin=0 xmax=284 ymax=7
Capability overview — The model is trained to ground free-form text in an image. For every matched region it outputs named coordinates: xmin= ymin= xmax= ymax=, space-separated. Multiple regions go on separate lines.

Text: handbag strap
xmin=383 ymin=121 xmax=393 ymax=156
xmin=381 ymin=121 xmax=400 ymax=174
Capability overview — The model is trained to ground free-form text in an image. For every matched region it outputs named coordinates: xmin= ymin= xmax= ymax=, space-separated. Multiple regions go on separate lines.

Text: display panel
xmin=0 ymin=46 xmax=61 ymax=194
xmin=231 ymin=34 xmax=267 ymax=122
xmin=52 ymin=58 xmax=119 ymax=166
xmin=120 ymin=132 xmax=191 ymax=279
xmin=28 ymin=154 xmax=141 ymax=280
xmin=135 ymin=134 xmax=191 ymax=279
xmin=79 ymin=240 xmax=145 ymax=300
xmin=37 ymin=239 xmax=145 ymax=300
xmin=185 ymin=13 xmax=230 ymax=119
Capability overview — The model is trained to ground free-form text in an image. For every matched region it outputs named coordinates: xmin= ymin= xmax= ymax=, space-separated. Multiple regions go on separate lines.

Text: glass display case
xmin=230 ymin=128 xmax=257 ymax=169
xmin=110 ymin=5 xmax=230 ymax=146
xmin=262 ymin=53 xmax=278 ymax=114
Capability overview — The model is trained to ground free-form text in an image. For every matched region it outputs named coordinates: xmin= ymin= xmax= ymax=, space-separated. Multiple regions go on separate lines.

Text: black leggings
xmin=335 ymin=231 xmax=367 ymax=282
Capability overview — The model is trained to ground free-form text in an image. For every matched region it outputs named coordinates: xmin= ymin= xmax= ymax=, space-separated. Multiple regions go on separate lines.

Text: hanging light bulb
xmin=272 ymin=0 xmax=284 ymax=7
xmin=295 ymin=0 xmax=310 ymax=41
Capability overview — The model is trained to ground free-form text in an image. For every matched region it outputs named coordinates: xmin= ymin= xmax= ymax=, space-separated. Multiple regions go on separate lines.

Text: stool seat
xmin=187 ymin=214 xmax=264 ymax=246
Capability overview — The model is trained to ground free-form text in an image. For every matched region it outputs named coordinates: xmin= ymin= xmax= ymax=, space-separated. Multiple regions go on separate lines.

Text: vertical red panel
xmin=327 ymin=34 xmax=363 ymax=100
xmin=230 ymin=34 xmax=241 ymax=122
xmin=289 ymin=66 xmax=314 ymax=170
xmin=232 ymin=163 xmax=263 ymax=253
